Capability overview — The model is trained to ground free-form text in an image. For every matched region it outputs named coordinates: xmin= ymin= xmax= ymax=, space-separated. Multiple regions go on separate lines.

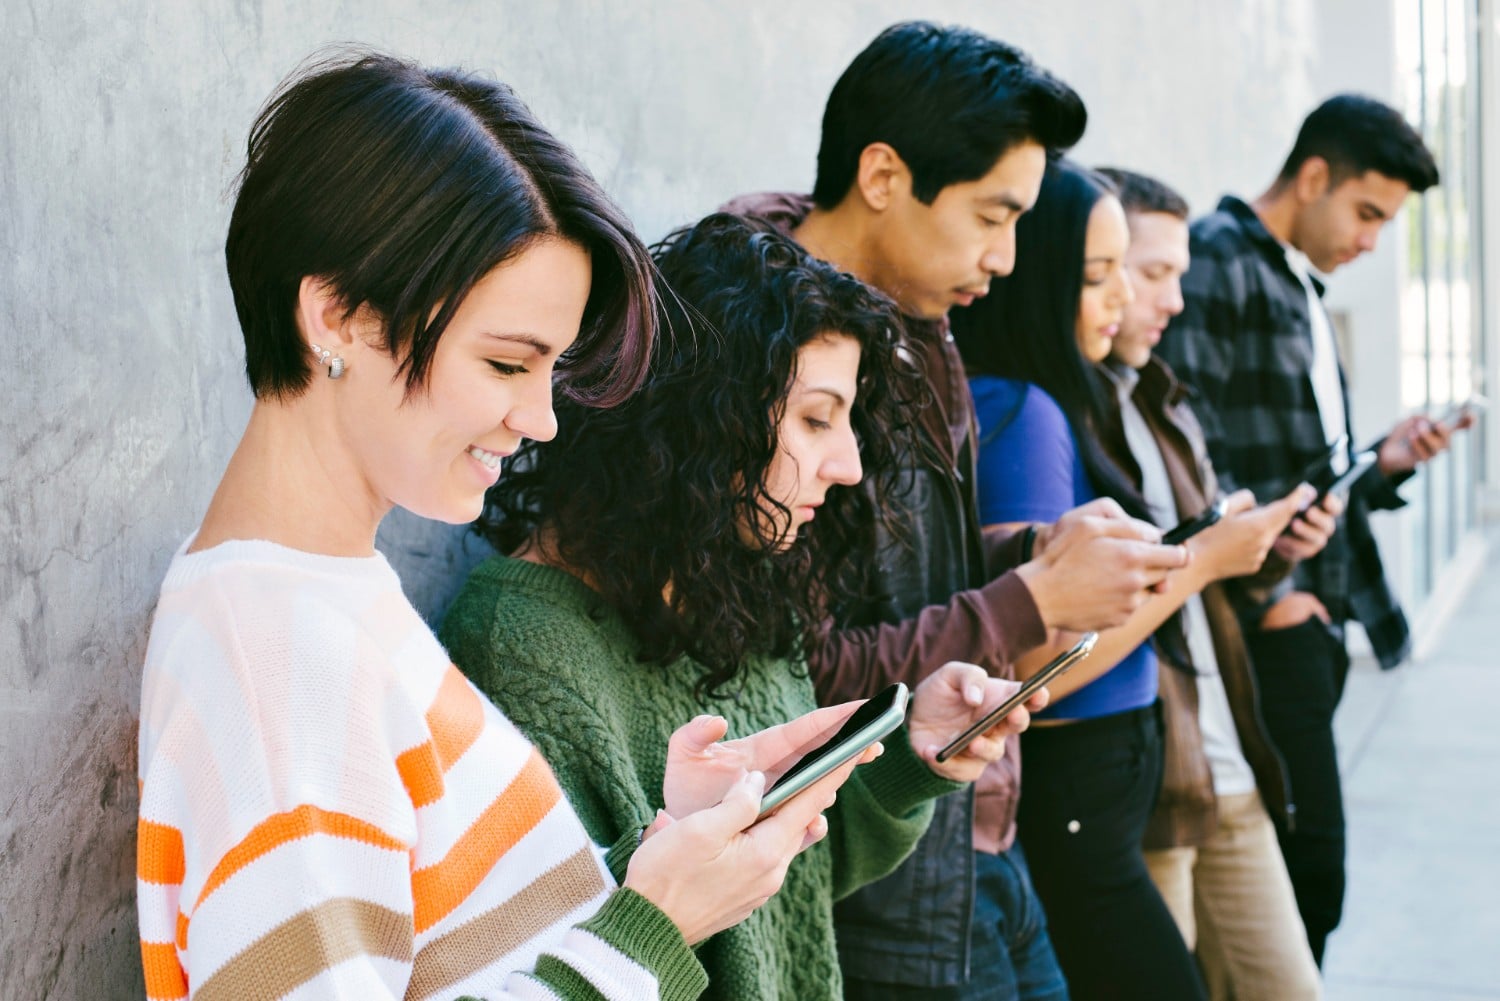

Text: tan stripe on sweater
xmin=405 ymin=845 xmax=609 ymax=1000
xmin=194 ymin=897 xmax=413 ymax=1001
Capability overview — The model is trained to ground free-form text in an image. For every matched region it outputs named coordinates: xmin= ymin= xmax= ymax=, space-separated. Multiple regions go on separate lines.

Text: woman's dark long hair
xmin=950 ymin=158 xmax=1151 ymax=524
xmin=479 ymin=213 xmax=924 ymax=696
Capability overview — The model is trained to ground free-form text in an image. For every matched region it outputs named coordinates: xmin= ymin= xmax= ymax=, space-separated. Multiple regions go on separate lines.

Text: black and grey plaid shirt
xmin=1158 ymin=195 xmax=1412 ymax=668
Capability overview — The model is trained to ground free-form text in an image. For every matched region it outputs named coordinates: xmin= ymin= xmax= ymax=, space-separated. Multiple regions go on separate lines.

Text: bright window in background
xmin=1394 ymin=0 xmax=1484 ymax=605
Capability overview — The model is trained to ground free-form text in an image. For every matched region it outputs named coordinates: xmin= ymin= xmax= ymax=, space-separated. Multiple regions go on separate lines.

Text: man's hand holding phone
xmin=1377 ymin=406 xmax=1477 ymax=477
xmin=1183 ymin=487 xmax=1312 ymax=583
xmin=1274 ymin=490 xmax=1342 ymax=562
xmin=908 ymin=662 xmax=1048 ymax=782
xmin=1017 ymin=497 xmax=1190 ymax=634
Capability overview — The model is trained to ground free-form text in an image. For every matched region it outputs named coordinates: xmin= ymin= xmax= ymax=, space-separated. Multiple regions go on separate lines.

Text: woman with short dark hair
xmin=137 ymin=54 xmax=852 ymax=1001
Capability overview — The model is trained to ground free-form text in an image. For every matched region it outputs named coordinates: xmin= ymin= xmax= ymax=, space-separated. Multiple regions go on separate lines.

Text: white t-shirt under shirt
xmin=1104 ymin=364 xmax=1258 ymax=797
xmin=1284 ymin=246 xmax=1350 ymax=466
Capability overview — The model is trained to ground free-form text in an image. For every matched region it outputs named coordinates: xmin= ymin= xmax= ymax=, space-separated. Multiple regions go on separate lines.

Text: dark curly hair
xmin=479 ymin=213 xmax=924 ymax=696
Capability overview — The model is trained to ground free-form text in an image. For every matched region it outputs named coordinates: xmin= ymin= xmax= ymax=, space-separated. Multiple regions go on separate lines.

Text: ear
xmin=295 ymin=276 xmax=357 ymax=350
xmin=1294 ymin=156 xmax=1331 ymax=203
xmin=853 ymin=142 xmax=911 ymax=213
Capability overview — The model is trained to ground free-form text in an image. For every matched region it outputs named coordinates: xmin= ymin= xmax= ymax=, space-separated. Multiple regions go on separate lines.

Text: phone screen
xmin=765 ymin=684 xmax=906 ymax=796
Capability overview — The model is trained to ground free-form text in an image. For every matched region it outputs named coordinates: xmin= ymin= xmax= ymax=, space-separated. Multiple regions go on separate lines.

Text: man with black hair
xmin=1097 ymin=166 xmax=1325 ymax=999
xmin=728 ymin=21 xmax=1190 ymax=1000
xmin=1158 ymin=93 xmax=1467 ymax=964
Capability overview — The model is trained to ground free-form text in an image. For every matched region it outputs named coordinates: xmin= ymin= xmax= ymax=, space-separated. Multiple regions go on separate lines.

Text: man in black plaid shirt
xmin=1158 ymin=95 xmax=1470 ymax=965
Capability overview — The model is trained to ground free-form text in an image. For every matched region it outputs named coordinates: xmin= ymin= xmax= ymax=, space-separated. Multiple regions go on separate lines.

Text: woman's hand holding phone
xmin=630 ymin=707 xmax=881 ymax=944
xmin=908 ymin=662 xmax=1047 ymax=782
xmin=625 ymin=760 xmax=857 ymax=944
xmin=659 ymin=705 xmax=878 ymax=820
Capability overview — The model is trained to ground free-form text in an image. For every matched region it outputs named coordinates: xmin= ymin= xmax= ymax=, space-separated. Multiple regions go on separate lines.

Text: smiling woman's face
xmin=333 ymin=236 xmax=590 ymax=525
xmin=1074 ymin=194 xmax=1135 ymax=363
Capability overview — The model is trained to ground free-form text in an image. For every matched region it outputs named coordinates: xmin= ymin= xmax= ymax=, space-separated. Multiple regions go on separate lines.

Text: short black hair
xmin=1096 ymin=167 xmax=1190 ymax=220
xmin=811 ymin=21 xmax=1087 ymax=209
xmin=1276 ymin=93 xmax=1439 ymax=193
xmin=226 ymin=50 xmax=655 ymax=406
xmin=482 ymin=213 xmax=922 ymax=695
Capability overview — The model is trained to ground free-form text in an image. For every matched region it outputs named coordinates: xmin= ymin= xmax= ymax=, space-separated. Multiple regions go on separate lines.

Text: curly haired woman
xmin=442 ymin=213 xmax=1046 ymax=1000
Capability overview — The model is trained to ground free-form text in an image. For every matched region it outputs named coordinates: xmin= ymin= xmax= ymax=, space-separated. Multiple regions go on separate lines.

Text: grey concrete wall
xmin=2 ymin=1 xmax=1340 ymax=996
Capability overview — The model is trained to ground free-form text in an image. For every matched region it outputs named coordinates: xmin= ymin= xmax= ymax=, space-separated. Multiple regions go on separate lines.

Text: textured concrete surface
xmin=1325 ymin=535 xmax=1500 ymax=1000
xmin=0 ymin=1 xmax=1440 ymax=997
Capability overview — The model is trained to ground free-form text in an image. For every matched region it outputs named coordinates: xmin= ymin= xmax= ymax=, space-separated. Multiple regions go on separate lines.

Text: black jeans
xmin=1245 ymin=616 xmax=1349 ymax=965
xmin=1015 ymin=704 xmax=1205 ymax=1001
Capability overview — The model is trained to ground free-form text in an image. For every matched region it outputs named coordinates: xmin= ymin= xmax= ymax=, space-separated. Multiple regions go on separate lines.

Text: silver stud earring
xmin=311 ymin=344 xmax=345 ymax=379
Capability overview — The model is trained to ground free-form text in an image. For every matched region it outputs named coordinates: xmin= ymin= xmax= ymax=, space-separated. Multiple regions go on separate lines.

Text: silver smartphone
xmin=935 ymin=632 xmax=1099 ymax=764
xmin=1436 ymin=393 xmax=1489 ymax=430
xmin=756 ymin=683 xmax=910 ymax=820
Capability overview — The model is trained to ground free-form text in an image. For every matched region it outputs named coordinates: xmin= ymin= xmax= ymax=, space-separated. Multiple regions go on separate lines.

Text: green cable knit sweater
xmin=441 ymin=557 xmax=960 ymax=1001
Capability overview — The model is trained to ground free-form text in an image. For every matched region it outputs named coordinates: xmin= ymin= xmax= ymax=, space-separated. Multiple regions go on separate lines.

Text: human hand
xmin=660 ymin=705 xmax=876 ymax=820
xmin=1272 ymin=490 xmax=1343 ymax=562
xmin=1019 ymin=498 xmax=1189 ymax=632
xmin=1258 ymin=590 xmax=1331 ymax=630
xmin=1189 ymin=487 xmax=1311 ymax=581
xmin=907 ymin=662 xmax=1047 ymax=782
xmin=625 ymin=760 xmax=856 ymax=944
xmin=1377 ymin=413 xmax=1462 ymax=476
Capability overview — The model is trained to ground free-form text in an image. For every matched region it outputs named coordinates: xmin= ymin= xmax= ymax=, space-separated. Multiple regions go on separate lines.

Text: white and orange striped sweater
xmin=137 ymin=539 xmax=707 ymax=1000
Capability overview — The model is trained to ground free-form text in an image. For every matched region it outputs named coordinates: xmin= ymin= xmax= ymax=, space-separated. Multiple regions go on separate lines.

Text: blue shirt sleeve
xmin=970 ymin=376 xmax=1081 ymax=526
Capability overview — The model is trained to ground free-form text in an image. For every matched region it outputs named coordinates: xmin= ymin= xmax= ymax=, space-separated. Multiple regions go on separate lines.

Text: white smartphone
xmin=756 ymin=683 xmax=909 ymax=819
xmin=934 ymin=632 xmax=1098 ymax=764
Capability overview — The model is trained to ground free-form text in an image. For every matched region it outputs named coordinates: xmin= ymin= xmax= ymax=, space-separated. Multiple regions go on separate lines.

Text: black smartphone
xmin=1314 ymin=449 xmax=1377 ymax=508
xmin=934 ymin=633 xmax=1098 ymax=764
xmin=1271 ymin=434 xmax=1350 ymax=505
xmin=1162 ymin=497 xmax=1229 ymax=545
xmin=757 ymin=683 xmax=910 ymax=819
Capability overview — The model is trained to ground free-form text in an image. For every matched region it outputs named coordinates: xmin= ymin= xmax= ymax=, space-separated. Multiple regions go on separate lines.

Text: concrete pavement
xmin=1324 ymin=542 xmax=1500 ymax=999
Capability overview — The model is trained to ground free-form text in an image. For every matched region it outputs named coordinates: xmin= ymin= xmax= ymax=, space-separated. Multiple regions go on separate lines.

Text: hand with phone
xmin=1016 ymin=497 xmax=1190 ymax=634
xmin=1376 ymin=399 xmax=1482 ymax=477
xmin=1184 ymin=486 xmax=1314 ymax=584
xmin=661 ymin=704 xmax=882 ymax=821
xmin=908 ymin=662 xmax=1049 ymax=781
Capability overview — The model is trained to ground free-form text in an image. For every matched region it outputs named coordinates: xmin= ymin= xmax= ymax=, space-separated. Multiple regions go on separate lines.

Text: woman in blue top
xmin=950 ymin=161 xmax=1300 ymax=1001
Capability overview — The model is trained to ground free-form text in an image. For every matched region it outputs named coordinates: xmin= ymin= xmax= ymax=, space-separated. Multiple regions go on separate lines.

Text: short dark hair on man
xmin=1276 ymin=93 xmax=1439 ymax=193
xmin=1096 ymin=167 xmax=1189 ymax=220
xmin=811 ymin=21 xmax=1087 ymax=209
xmin=226 ymin=50 xmax=655 ymax=406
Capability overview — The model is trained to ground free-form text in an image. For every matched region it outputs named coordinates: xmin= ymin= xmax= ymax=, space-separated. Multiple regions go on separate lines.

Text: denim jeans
xmin=844 ymin=843 xmax=1068 ymax=1000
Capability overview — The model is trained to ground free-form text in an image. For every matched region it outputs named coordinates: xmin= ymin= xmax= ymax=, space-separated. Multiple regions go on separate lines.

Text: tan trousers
xmin=1144 ymin=791 xmax=1322 ymax=1001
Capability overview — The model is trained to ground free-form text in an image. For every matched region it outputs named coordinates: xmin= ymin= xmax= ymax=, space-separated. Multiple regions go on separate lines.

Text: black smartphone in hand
xmin=1162 ymin=497 xmax=1229 ymax=546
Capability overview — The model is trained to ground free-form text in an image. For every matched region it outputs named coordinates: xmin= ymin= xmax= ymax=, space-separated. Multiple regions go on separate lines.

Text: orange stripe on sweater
xmin=138 ymin=820 xmax=186 ymax=885
xmin=427 ymin=665 xmax=485 ymax=770
xmin=411 ymin=749 xmax=561 ymax=934
xmin=396 ymin=741 xmax=445 ymax=809
xmin=197 ymin=805 xmax=407 ymax=908
xmin=140 ymin=940 xmax=188 ymax=1000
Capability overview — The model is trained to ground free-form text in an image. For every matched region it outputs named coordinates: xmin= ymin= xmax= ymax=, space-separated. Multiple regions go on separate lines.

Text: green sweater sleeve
xmin=822 ymin=725 xmax=963 ymax=901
